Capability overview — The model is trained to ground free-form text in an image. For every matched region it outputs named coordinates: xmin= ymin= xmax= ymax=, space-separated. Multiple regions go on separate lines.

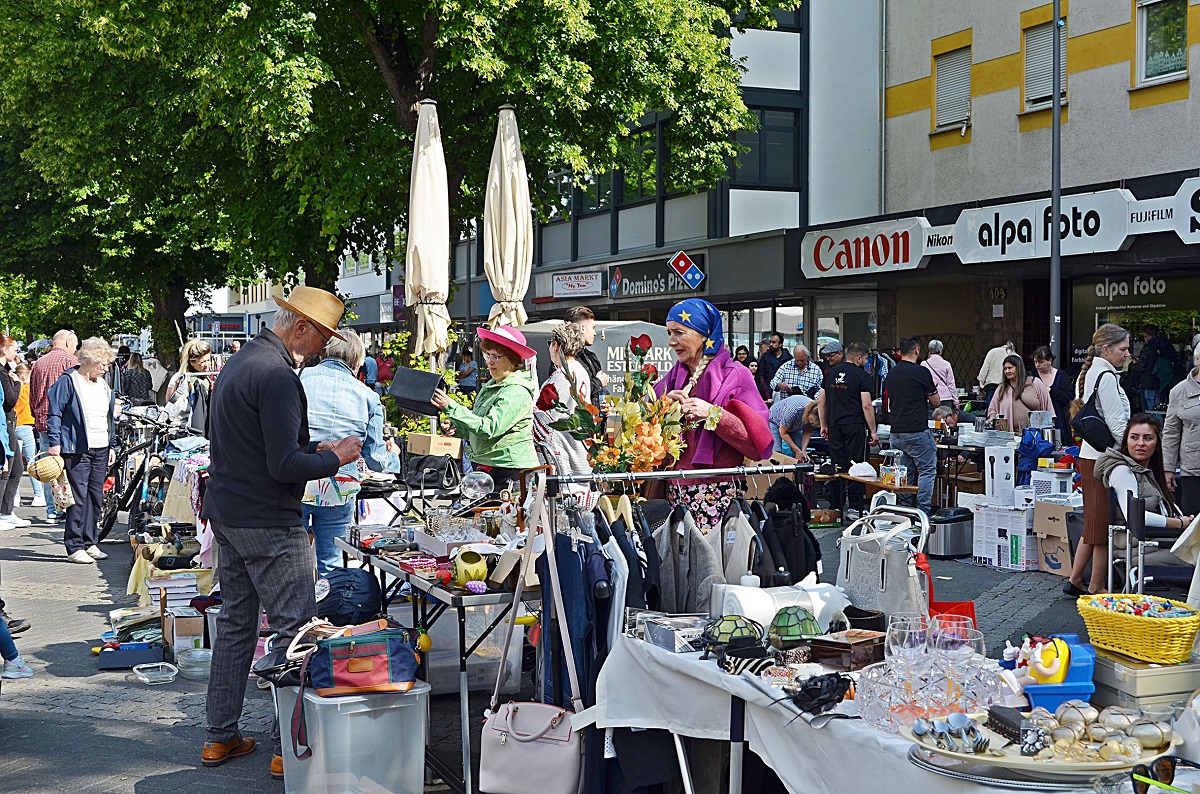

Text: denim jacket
xmin=300 ymin=358 xmax=400 ymax=505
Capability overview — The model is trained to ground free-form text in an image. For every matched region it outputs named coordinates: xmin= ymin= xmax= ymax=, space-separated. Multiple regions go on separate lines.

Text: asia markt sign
xmin=801 ymin=178 xmax=1200 ymax=278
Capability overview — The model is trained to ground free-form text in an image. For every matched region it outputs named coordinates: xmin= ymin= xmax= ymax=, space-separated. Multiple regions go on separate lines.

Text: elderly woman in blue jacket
xmin=46 ymin=337 xmax=117 ymax=564
xmin=301 ymin=332 xmax=402 ymax=575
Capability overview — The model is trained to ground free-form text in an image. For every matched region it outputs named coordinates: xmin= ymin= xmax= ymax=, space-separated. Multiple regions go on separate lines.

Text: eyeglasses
xmin=482 ymin=351 xmax=506 ymax=362
xmin=305 ymin=320 xmax=333 ymax=343
xmin=1131 ymin=756 xmax=1200 ymax=794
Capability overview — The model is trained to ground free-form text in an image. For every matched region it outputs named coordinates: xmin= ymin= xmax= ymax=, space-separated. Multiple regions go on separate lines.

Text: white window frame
xmin=1024 ymin=20 xmax=1068 ymax=110
xmin=934 ymin=46 xmax=972 ymax=129
xmin=1137 ymin=0 xmax=1189 ymax=86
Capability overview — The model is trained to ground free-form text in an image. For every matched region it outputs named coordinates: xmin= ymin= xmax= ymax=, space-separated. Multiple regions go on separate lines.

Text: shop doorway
xmin=816 ymin=311 xmax=876 ymax=351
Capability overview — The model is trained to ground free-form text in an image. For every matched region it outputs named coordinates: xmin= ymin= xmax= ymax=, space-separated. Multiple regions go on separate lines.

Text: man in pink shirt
xmin=29 ymin=330 xmax=78 ymax=521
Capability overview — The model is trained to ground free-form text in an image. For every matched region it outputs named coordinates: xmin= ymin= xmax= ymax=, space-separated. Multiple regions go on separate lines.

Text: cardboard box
xmin=974 ymin=505 xmax=1034 ymax=570
xmin=407 ymin=432 xmax=462 ymax=458
xmin=163 ymin=607 xmax=205 ymax=653
xmin=644 ymin=615 xmax=709 ymax=653
xmin=1037 ymin=534 xmax=1072 ymax=576
xmin=1034 ymin=501 xmax=1074 ymax=540
xmin=997 ymin=526 xmax=1039 ymax=571
xmin=743 ymin=452 xmax=799 ymax=499
xmin=984 ymin=446 xmax=1016 ymax=507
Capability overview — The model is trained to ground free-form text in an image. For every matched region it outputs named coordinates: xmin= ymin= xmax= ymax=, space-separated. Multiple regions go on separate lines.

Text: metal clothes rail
xmin=543 ymin=462 xmax=814 ymax=493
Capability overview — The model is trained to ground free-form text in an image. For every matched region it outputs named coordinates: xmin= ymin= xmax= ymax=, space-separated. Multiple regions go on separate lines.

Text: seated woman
xmin=301 ymin=332 xmax=402 ymax=576
xmin=654 ymin=298 xmax=773 ymax=532
xmin=987 ymin=354 xmax=1051 ymax=432
xmin=1079 ymin=413 xmax=1196 ymax=596
xmin=432 ymin=325 xmax=538 ymax=493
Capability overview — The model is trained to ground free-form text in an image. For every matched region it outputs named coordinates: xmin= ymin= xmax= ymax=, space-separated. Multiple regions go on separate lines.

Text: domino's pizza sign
xmin=608 ymin=253 xmax=707 ymax=300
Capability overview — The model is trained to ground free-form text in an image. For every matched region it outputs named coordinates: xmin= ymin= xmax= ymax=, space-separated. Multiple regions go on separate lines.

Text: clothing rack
xmin=543 ymin=462 xmax=814 ymax=495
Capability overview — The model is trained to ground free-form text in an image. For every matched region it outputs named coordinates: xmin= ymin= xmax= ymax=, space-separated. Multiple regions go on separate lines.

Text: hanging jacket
xmin=653 ymin=505 xmax=724 ymax=614
xmin=713 ymin=499 xmax=756 ymax=583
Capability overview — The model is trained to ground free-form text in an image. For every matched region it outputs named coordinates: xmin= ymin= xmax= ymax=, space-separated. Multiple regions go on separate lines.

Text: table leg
xmin=729 ymin=695 xmax=745 ymax=794
xmin=458 ymin=604 xmax=472 ymax=794
xmin=672 ymin=734 xmax=696 ymax=794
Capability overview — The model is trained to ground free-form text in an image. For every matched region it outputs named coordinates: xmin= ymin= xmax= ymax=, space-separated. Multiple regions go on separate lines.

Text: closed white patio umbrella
xmin=405 ymin=99 xmax=452 ymax=356
xmin=482 ymin=105 xmax=533 ymax=329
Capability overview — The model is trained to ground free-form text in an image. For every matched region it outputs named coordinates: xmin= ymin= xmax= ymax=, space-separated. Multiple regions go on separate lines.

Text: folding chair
xmin=1106 ymin=488 xmax=1190 ymax=594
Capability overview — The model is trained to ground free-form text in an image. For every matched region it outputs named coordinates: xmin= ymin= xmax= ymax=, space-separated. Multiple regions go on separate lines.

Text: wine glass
xmin=930 ymin=626 xmax=985 ymax=678
xmin=885 ymin=625 xmax=929 ymax=673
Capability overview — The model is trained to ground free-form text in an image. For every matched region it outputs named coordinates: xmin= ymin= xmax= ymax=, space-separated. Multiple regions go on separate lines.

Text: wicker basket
xmin=25 ymin=452 xmax=65 ymax=484
xmin=1077 ymin=595 xmax=1200 ymax=664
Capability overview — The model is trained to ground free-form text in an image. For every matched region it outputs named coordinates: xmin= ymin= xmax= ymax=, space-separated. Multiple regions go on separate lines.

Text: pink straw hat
xmin=476 ymin=325 xmax=535 ymax=361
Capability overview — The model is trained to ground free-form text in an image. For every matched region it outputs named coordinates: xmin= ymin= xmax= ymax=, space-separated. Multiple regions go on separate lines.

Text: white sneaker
xmin=1 ymin=657 xmax=34 ymax=679
xmin=30 ymin=493 xmax=46 ymax=507
xmin=0 ymin=514 xmax=30 ymax=528
xmin=66 ymin=550 xmax=96 ymax=564
xmin=0 ymin=516 xmax=15 ymax=531
xmin=86 ymin=545 xmax=108 ymax=560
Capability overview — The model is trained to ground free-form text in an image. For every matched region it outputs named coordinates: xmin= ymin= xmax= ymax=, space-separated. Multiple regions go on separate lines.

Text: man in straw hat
xmin=200 ymin=286 xmax=362 ymax=779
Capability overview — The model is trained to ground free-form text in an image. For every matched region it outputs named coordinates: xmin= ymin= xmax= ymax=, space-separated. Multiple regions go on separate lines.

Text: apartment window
xmin=618 ymin=129 xmax=657 ymax=203
xmin=934 ymin=47 xmax=972 ymax=128
xmin=1024 ymin=20 xmax=1068 ymax=109
xmin=731 ymin=109 xmax=799 ymax=188
xmin=544 ymin=170 xmax=573 ymax=220
xmin=1139 ymin=0 xmax=1188 ymax=83
xmin=580 ymin=171 xmax=612 ymax=212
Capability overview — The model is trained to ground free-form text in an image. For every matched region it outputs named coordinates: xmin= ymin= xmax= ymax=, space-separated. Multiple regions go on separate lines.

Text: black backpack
xmin=316 ymin=568 xmax=383 ymax=626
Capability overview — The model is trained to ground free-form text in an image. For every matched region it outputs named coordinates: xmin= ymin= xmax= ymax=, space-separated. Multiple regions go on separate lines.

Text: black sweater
xmin=201 ymin=329 xmax=340 ymax=528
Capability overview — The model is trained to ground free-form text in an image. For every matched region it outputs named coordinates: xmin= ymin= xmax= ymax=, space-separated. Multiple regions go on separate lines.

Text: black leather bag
xmin=1071 ymin=370 xmax=1118 ymax=451
xmin=388 ymin=367 xmax=446 ymax=416
xmin=404 ymin=453 xmax=461 ymax=491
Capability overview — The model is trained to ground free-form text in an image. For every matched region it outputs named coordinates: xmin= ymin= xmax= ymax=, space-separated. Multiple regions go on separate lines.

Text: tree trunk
xmin=148 ymin=273 xmax=187 ymax=370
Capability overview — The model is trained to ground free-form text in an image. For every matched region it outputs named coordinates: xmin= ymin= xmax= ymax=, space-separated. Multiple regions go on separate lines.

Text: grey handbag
xmin=479 ymin=472 xmax=584 ymax=794
xmin=835 ymin=514 xmax=929 ymax=618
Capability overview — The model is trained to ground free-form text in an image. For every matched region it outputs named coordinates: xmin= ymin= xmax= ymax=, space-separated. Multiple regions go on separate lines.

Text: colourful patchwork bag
xmin=289 ymin=618 xmax=421 ymax=760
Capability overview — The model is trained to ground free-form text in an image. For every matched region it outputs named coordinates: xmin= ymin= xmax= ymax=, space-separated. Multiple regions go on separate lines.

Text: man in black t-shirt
xmin=884 ymin=337 xmax=941 ymax=513
xmin=817 ymin=341 xmax=877 ymax=516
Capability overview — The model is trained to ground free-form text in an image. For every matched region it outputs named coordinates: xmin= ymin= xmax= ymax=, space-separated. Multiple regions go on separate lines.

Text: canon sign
xmin=801 ymin=218 xmax=932 ymax=280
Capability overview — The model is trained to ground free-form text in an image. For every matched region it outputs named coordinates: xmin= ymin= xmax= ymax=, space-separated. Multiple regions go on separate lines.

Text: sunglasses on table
xmin=1132 ymin=756 xmax=1200 ymax=794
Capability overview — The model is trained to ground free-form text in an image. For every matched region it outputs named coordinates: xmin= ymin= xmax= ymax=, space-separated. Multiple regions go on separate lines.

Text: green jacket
xmin=445 ymin=369 xmax=538 ymax=469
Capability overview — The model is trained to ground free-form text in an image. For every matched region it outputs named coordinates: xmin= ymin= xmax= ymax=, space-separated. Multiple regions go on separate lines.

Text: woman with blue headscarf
xmin=654 ymin=298 xmax=773 ymax=532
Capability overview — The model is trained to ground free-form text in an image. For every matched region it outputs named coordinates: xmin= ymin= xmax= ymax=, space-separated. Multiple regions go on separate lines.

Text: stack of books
xmin=146 ymin=570 xmax=200 ymax=610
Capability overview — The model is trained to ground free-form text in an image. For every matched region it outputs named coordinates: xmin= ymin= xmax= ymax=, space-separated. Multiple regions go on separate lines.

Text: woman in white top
xmin=46 ymin=338 xmax=117 ymax=565
xmin=1065 ymin=323 xmax=1132 ymax=596
xmin=534 ymin=322 xmax=593 ymax=484
xmin=1095 ymin=413 xmax=1193 ymax=535
xmin=164 ymin=339 xmax=214 ymax=433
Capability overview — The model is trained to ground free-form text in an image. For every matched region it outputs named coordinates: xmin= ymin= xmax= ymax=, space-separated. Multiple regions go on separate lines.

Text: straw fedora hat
xmin=274 ymin=286 xmax=346 ymax=341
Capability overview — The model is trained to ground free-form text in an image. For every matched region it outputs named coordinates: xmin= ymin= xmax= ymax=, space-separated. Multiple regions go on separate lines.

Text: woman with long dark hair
xmin=1094 ymin=414 xmax=1193 ymax=576
xmin=986 ymin=353 xmax=1051 ymax=431
xmin=1065 ymin=323 xmax=1132 ymax=596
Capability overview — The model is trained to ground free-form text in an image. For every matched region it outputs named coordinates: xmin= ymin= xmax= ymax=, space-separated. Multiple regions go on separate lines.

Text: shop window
xmin=1138 ymin=0 xmax=1188 ymax=84
xmin=1024 ymin=20 xmax=1067 ymax=110
xmin=618 ymin=129 xmax=658 ymax=203
xmin=776 ymin=305 xmax=805 ymax=350
xmin=731 ymin=109 xmax=799 ymax=189
xmin=543 ymin=170 xmax=574 ymax=221
xmin=934 ymin=47 xmax=972 ymax=129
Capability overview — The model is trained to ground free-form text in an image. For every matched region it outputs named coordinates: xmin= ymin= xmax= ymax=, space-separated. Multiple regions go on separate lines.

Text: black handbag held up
xmin=388 ymin=367 xmax=446 ymax=416
xmin=1071 ymin=370 xmax=1118 ymax=451
xmin=404 ymin=453 xmax=461 ymax=491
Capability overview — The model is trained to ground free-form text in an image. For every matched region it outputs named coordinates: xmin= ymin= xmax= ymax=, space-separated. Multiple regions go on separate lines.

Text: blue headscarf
xmin=666 ymin=298 xmax=723 ymax=354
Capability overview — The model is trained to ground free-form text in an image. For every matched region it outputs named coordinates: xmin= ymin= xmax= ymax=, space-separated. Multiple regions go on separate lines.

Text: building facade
xmin=447 ymin=0 xmax=887 ymax=356
xmin=799 ymin=0 xmax=1200 ymax=386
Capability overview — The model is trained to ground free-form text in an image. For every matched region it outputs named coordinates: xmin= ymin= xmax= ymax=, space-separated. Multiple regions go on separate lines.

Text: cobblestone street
xmin=0 ymin=497 xmax=1181 ymax=792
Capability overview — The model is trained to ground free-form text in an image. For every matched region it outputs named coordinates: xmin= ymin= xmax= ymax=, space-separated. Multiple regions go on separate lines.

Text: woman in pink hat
xmin=431 ymin=325 xmax=537 ymax=492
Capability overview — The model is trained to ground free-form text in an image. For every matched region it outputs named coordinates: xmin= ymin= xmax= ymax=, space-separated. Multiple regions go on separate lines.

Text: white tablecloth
xmin=576 ymin=635 xmax=1099 ymax=794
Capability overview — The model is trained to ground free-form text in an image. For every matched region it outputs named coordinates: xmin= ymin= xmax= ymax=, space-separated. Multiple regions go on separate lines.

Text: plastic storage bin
xmin=275 ymin=682 xmax=430 ymax=794
xmin=388 ymin=602 xmax=522 ymax=695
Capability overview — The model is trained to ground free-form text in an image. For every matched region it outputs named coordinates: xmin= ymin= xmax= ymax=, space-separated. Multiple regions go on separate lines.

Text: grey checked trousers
xmin=205 ymin=522 xmax=315 ymax=755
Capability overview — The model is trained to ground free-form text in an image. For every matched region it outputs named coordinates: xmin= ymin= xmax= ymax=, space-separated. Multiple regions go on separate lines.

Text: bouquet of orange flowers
xmin=550 ymin=334 xmax=690 ymax=473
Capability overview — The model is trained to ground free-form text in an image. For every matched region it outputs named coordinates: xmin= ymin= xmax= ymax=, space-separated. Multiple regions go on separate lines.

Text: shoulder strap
xmin=489 ymin=485 xmax=538 ymax=711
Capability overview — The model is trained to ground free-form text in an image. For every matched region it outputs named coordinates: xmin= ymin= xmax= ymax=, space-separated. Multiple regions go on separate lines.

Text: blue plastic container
xmin=1024 ymin=680 xmax=1096 ymax=713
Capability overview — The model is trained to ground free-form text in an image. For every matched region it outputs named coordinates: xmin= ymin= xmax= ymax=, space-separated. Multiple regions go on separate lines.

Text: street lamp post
xmin=1049 ymin=0 xmax=1063 ymax=362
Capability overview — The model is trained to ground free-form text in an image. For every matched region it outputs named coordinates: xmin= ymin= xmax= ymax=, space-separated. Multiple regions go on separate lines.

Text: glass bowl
xmin=133 ymin=662 xmax=179 ymax=685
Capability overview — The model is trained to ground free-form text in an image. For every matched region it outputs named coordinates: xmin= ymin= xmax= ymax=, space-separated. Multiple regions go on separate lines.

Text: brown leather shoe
xmin=270 ymin=754 xmax=284 ymax=780
xmin=201 ymin=736 xmax=257 ymax=767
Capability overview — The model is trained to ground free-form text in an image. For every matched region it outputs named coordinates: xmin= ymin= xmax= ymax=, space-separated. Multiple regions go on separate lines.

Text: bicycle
xmin=99 ymin=403 xmax=187 ymax=541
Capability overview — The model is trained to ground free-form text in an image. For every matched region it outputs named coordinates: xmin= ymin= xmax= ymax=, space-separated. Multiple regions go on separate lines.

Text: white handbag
xmin=835 ymin=513 xmax=929 ymax=618
xmin=479 ymin=472 xmax=585 ymax=794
